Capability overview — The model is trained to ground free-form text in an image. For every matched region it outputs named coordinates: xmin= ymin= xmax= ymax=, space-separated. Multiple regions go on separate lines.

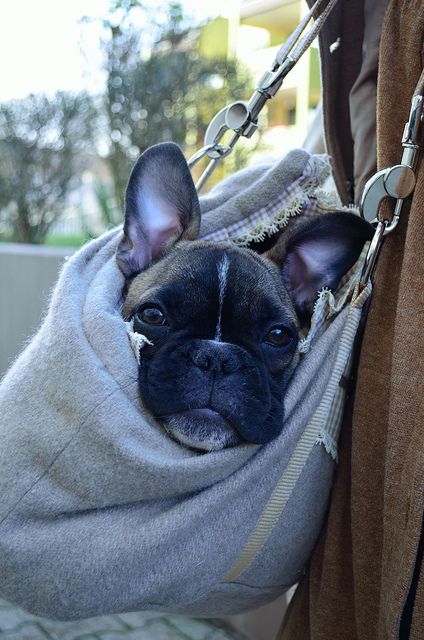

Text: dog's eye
xmin=264 ymin=326 xmax=293 ymax=347
xmin=137 ymin=306 xmax=167 ymax=326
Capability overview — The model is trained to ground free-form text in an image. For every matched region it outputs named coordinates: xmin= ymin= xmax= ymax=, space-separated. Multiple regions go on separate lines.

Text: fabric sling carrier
xmin=0 ymin=0 xmax=423 ymax=621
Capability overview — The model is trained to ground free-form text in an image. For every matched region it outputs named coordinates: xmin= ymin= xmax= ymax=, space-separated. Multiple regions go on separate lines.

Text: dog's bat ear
xmin=116 ymin=142 xmax=200 ymax=277
xmin=265 ymin=212 xmax=374 ymax=314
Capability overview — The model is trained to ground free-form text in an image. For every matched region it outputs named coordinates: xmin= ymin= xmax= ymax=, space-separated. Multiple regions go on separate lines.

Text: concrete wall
xmin=0 ymin=243 xmax=74 ymax=378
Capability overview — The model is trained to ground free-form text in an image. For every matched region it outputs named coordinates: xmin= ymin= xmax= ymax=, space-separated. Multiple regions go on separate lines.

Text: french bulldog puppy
xmin=118 ymin=143 xmax=372 ymax=452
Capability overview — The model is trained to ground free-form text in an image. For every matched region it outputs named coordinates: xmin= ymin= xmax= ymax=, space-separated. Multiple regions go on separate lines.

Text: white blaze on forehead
xmin=215 ymin=254 xmax=230 ymax=342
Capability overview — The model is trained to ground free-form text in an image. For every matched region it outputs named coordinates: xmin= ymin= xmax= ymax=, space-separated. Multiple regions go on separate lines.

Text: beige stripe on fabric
xmin=223 ymin=284 xmax=371 ymax=583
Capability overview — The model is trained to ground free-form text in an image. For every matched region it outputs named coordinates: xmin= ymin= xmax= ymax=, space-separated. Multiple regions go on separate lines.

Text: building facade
xmin=200 ymin=0 xmax=320 ymax=160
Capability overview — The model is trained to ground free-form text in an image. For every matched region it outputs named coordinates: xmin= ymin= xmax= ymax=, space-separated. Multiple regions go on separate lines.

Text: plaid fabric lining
xmin=200 ymin=162 xmax=315 ymax=245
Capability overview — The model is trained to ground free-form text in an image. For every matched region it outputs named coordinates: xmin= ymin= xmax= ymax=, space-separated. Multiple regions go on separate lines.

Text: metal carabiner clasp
xmin=187 ymin=101 xmax=255 ymax=188
xmin=359 ymin=219 xmax=387 ymax=287
xmin=187 ymin=141 xmax=235 ymax=192
xmin=360 ymin=93 xmax=424 ymax=234
xmin=402 ymin=94 xmax=424 ymax=152
xmin=187 ymin=143 xmax=223 ymax=168
xmin=359 ymin=92 xmax=424 ymax=286
xmin=204 ymin=101 xmax=256 ymax=147
xmin=360 ymin=164 xmax=416 ymax=229
xmin=255 ymin=57 xmax=296 ymax=98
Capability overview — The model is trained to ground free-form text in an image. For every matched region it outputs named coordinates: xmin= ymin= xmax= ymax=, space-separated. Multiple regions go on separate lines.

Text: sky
xmin=0 ymin=0 xmax=236 ymax=102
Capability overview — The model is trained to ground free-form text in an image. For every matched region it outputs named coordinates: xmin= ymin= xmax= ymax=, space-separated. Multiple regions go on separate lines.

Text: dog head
xmin=118 ymin=143 xmax=372 ymax=452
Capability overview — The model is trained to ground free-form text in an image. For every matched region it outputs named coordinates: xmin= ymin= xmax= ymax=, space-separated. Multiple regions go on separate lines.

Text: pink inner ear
xmin=285 ymin=239 xmax=344 ymax=308
xmin=293 ymin=240 xmax=344 ymax=279
xmin=285 ymin=249 xmax=309 ymax=292
xmin=299 ymin=239 xmax=343 ymax=267
xmin=138 ymin=189 xmax=182 ymax=261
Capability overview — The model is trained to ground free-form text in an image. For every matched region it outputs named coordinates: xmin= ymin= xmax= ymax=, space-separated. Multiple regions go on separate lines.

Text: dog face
xmin=118 ymin=143 xmax=372 ymax=452
xmin=122 ymin=241 xmax=300 ymax=450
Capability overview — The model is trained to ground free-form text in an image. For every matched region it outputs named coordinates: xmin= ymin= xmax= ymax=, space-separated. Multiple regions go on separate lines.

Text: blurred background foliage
xmin=0 ymin=0 xmax=258 ymax=245
xmin=0 ymin=93 xmax=97 ymax=243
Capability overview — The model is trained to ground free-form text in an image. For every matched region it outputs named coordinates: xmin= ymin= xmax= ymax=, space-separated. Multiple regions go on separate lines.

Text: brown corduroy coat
xmin=278 ymin=1 xmax=424 ymax=639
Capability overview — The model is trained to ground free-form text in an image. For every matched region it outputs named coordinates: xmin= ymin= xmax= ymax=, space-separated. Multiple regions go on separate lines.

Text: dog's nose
xmin=190 ymin=350 xmax=211 ymax=371
xmin=189 ymin=341 xmax=241 ymax=375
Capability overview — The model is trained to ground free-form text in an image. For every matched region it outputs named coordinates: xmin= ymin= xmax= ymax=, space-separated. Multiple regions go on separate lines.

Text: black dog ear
xmin=265 ymin=212 xmax=374 ymax=314
xmin=116 ymin=142 xmax=201 ymax=277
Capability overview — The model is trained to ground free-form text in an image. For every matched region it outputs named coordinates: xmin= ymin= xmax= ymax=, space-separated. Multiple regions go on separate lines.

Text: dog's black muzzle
xmin=138 ymin=338 xmax=285 ymax=451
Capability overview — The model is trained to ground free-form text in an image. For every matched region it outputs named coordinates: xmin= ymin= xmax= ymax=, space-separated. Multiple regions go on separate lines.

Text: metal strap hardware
xmin=188 ymin=0 xmax=339 ymax=192
xmin=359 ymin=89 xmax=424 ymax=287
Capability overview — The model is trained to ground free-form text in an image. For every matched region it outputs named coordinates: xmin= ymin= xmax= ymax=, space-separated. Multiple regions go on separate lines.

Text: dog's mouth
xmin=160 ymin=408 xmax=242 ymax=452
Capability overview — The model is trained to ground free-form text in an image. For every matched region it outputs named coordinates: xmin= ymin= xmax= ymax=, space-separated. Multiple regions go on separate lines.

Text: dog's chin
xmin=160 ymin=408 xmax=243 ymax=452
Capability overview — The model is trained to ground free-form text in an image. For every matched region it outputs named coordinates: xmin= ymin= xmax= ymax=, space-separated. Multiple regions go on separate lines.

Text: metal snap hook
xmin=359 ymin=220 xmax=387 ymax=287
xmin=359 ymin=162 xmax=416 ymax=237
xmin=383 ymin=165 xmax=415 ymax=199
